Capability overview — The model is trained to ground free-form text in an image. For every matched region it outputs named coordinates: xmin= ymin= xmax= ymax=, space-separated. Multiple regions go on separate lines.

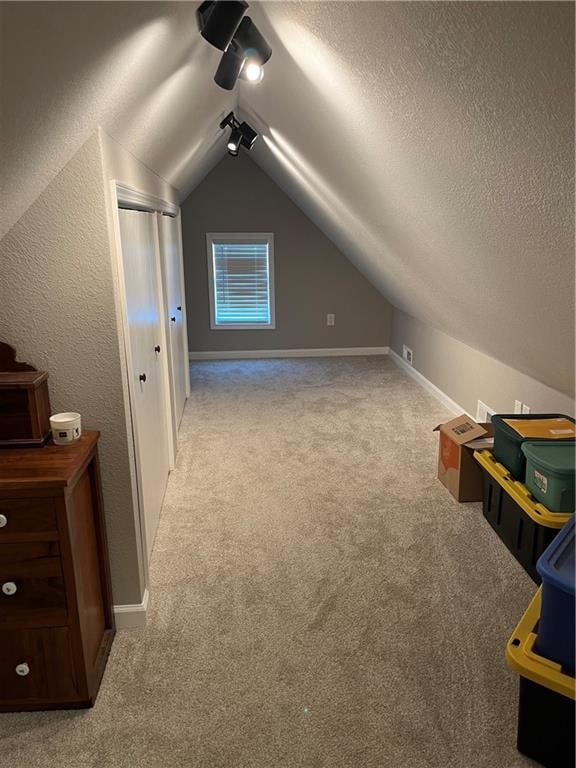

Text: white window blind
xmin=208 ymin=235 xmax=275 ymax=329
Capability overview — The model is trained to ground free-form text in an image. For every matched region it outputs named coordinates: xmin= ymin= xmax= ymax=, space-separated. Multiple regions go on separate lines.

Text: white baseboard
xmin=113 ymin=588 xmax=149 ymax=630
xmin=189 ymin=346 xmax=390 ymax=361
xmin=188 ymin=345 xmax=468 ymax=417
xmin=388 ymin=348 xmax=470 ymax=417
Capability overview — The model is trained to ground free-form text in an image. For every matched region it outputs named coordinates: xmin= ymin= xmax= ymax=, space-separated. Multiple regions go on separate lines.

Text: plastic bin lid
xmin=536 ymin=515 xmax=575 ymax=596
xmin=506 ymin=588 xmax=576 ymax=699
xmin=492 ymin=413 xmax=575 ymax=440
xmin=521 ymin=441 xmax=576 ymax=474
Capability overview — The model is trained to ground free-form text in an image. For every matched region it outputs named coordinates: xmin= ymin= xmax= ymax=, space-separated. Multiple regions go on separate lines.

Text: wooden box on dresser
xmin=0 ymin=431 xmax=115 ymax=711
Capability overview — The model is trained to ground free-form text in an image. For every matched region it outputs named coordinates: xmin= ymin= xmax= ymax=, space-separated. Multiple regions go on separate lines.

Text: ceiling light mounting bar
xmin=219 ymin=111 xmax=240 ymax=132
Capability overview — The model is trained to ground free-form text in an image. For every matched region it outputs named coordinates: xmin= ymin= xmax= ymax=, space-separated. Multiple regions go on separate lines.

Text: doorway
xmin=118 ymin=208 xmax=171 ymax=561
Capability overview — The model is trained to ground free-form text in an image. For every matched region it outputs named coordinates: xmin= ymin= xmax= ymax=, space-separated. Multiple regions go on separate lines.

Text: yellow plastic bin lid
xmin=474 ymin=450 xmax=572 ymax=529
xmin=506 ymin=589 xmax=576 ymax=700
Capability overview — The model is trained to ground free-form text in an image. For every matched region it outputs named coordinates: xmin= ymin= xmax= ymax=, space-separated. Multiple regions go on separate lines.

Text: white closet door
xmin=158 ymin=213 xmax=187 ymax=436
xmin=118 ymin=208 xmax=170 ymax=561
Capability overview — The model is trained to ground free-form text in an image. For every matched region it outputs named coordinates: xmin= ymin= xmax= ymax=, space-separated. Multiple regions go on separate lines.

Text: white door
xmin=158 ymin=213 xmax=187 ymax=437
xmin=118 ymin=208 xmax=170 ymax=561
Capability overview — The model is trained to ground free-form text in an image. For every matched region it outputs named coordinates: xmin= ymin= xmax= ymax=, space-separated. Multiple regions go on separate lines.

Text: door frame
xmin=157 ymin=212 xmax=191 ymax=450
xmin=107 ymin=181 xmax=181 ymax=598
xmin=175 ymin=211 xmax=191 ymax=399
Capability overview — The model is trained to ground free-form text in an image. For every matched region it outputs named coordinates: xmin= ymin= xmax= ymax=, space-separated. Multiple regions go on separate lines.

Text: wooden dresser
xmin=0 ymin=431 xmax=115 ymax=711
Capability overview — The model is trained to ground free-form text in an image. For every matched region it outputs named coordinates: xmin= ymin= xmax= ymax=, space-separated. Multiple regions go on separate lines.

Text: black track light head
xmin=199 ymin=4 xmax=271 ymax=91
xmin=197 ymin=0 xmax=249 ymax=52
xmin=235 ymin=17 xmax=272 ymax=66
xmin=239 ymin=121 xmax=258 ymax=151
xmin=227 ymin=127 xmax=242 ymax=156
xmin=219 ymin=112 xmax=258 ymax=156
xmin=214 ymin=48 xmax=244 ymax=90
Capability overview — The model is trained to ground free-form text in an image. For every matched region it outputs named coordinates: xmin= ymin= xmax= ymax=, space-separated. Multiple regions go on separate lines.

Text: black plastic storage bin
xmin=507 ymin=590 xmax=575 ymax=768
xmin=491 ymin=414 xmax=575 ymax=480
xmin=475 ymin=451 xmax=570 ymax=583
xmin=517 ymin=677 xmax=575 ymax=768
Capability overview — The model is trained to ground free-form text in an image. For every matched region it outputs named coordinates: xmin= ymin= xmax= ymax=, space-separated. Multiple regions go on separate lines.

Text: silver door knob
xmin=15 ymin=663 xmax=30 ymax=677
xmin=0 ymin=514 xmax=7 ymax=528
xmin=2 ymin=581 xmax=17 ymax=596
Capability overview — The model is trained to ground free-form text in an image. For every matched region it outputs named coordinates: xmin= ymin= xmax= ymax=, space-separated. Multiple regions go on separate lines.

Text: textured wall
xmin=100 ymin=130 xmax=180 ymax=205
xmin=181 ymin=154 xmax=391 ymax=352
xmin=391 ymin=308 xmax=575 ymax=417
xmin=246 ymin=1 xmax=575 ymax=396
xmin=0 ymin=134 xmax=143 ymax=605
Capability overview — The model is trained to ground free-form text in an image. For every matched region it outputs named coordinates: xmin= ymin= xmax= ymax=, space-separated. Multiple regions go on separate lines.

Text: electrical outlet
xmin=402 ymin=345 xmax=413 ymax=366
xmin=476 ymin=400 xmax=496 ymax=423
xmin=514 ymin=400 xmax=523 ymax=414
xmin=521 ymin=403 xmax=531 ymax=414
xmin=326 ymin=313 xmax=335 ymax=326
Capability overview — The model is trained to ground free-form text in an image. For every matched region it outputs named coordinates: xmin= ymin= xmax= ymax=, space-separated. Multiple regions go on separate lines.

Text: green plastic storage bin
xmin=492 ymin=414 xmax=576 ymax=479
xmin=521 ymin=441 xmax=576 ymax=513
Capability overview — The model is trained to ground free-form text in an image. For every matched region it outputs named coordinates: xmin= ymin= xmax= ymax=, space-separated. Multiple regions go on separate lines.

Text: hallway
xmin=1 ymin=358 xmax=534 ymax=768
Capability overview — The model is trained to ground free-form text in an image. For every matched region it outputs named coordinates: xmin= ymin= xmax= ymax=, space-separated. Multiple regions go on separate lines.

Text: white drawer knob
xmin=15 ymin=663 xmax=30 ymax=677
xmin=2 ymin=581 xmax=17 ymax=596
xmin=0 ymin=514 xmax=7 ymax=528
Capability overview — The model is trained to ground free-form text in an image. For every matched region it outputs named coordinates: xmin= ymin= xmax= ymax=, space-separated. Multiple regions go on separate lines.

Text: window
xmin=207 ymin=233 xmax=275 ymax=329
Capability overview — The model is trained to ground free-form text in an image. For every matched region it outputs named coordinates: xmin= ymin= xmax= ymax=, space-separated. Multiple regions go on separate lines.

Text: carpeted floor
xmin=1 ymin=357 xmax=536 ymax=768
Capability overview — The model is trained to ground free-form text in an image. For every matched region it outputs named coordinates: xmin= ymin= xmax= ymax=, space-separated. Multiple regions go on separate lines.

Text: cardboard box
xmin=434 ymin=415 xmax=495 ymax=502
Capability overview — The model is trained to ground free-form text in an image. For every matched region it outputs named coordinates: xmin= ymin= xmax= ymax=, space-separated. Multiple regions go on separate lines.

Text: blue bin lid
xmin=537 ymin=515 xmax=575 ymax=596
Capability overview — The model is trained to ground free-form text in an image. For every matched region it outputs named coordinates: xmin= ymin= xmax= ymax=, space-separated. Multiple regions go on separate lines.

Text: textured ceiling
xmin=0 ymin=1 xmax=232 ymax=236
xmin=242 ymin=1 xmax=574 ymax=396
xmin=1 ymin=2 xmax=573 ymax=395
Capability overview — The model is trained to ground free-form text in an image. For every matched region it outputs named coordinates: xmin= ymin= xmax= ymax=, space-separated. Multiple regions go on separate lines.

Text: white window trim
xmin=206 ymin=232 xmax=276 ymax=330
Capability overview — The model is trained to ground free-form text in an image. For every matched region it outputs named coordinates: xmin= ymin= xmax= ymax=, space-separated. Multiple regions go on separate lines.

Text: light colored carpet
xmin=1 ymin=357 xmax=536 ymax=768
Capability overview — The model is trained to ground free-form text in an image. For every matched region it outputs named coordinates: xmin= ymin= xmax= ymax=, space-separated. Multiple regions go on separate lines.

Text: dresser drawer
xmin=0 ymin=627 xmax=79 ymax=706
xmin=0 ymin=553 xmax=66 ymax=626
xmin=0 ymin=540 xmax=60 ymax=565
xmin=0 ymin=498 xmax=57 ymax=541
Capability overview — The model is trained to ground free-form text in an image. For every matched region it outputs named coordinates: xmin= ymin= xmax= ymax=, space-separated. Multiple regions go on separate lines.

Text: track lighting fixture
xmin=238 ymin=120 xmax=258 ymax=151
xmin=226 ymin=127 xmax=242 ymax=156
xmin=242 ymin=61 xmax=264 ymax=83
xmin=197 ymin=0 xmax=248 ymax=51
xmin=219 ymin=112 xmax=259 ymax=157
xmin=197 ymin=1 xmax=272 ymax=91
xmin=214 ymin=48 xmax=245 ymax=91
xmin=234 ymin=16 xmax=272 ymax=68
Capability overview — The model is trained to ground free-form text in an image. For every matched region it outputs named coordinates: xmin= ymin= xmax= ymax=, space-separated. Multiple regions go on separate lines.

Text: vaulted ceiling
xmin=0 ymin=1 xmax=234 ymax=233
xmin=1 ymin=2 xmax=574 ymax=395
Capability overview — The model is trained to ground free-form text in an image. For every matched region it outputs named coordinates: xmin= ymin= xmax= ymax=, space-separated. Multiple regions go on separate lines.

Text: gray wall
xmin=181 ymin=154 xmax=391 ymax=352
xmin=0 ymin=133 xmax=143 ymax=606
xmin=391 ymin=308 xmax=575 ymax=417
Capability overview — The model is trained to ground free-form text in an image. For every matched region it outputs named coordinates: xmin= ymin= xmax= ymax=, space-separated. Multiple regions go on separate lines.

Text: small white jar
xmin=50 ymin=412 xmax=82 ymax=445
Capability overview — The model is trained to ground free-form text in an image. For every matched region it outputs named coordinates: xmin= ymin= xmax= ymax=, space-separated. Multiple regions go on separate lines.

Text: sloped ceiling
xmin=1 ymin=2 xmax=573 ymax=396
xmin=0 ymin=1 xmax=231 ymax=236
xmin=240 ymin=1 xmax=574 ymax=396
